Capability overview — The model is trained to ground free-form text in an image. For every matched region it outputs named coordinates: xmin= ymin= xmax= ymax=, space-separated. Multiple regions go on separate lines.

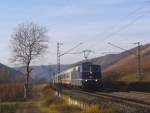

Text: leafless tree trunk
xmin=10 ymin=22 xmax=49 ymax=98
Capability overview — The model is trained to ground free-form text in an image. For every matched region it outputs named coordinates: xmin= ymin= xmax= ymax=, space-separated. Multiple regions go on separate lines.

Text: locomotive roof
xmin=70 ymin=61 xmax=93 ymax=67
xmin=55 ymin=61 xmax=101 ymax=77
xmin=56 ymin=62 xmax=91 ymax=76
xmin=59 ymin=61 xmax=99 ymax=73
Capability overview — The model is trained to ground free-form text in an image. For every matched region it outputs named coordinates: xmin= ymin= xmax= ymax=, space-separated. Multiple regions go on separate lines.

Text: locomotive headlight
xmin=85 ymin=80 xmax=88 ymax=82
xmin=95 ymin=79 xmax=98 ymax=82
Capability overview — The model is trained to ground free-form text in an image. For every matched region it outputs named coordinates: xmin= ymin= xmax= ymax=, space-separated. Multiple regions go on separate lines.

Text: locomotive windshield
xmin=82 ymin=62 xmax=100 ymax=72
xmin=81 ymin=62 xmax=101 ymax=80
xmin=82 ymin=65 xmax=90 ymax=71
xmin=82 ymin=62 xmax=91 ymax=72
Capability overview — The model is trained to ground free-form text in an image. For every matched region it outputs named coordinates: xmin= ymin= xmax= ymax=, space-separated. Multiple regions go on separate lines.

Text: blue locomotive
xmin=54 ymin=62 xmax=101 ymax=90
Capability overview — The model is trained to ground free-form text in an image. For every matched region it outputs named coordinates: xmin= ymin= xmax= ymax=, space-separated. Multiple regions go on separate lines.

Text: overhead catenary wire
xmin=57 ymin=42 xmax=83 ymax=73
xmin=57 ymin=1 xmax=150 ymax=66
xmin=59 ymin=42 xmax=83 ymax=57
xmin=108 ymin=42 xmax=127 ymax=51
xmin=108 ymin=42 xmax=139 ymax=55
xmin=66 ymin=49 xmax=94 ymax=60
xmin=66 ymin=49 xmax=120 ymax=64
xmin=86 ymin=2 xmax=150 ymax=51
xmin=90 ymin=41 xmax=139 ymax=64
xmin=98 ymin=2 xmax=148 ymax=38
xmin=108 ymin=42 xmax=143 ymax=77
xmin=87 ymin=8 xmax=150 ymax=54
xmin=101 ymin=9 xmax=150 ymax=41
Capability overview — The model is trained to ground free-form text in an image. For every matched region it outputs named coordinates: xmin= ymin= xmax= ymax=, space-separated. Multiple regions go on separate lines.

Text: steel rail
xmin=75 ymin=90 xmax=150 ymax=110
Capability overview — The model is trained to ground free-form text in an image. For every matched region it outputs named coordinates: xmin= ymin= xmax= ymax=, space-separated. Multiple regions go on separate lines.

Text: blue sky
xmin=0 ymin=0 xmax=150 ymax=66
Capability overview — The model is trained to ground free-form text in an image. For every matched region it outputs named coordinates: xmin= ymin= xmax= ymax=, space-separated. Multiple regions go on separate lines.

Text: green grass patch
xmin=0 ymin=102 xmax=20 ymax=113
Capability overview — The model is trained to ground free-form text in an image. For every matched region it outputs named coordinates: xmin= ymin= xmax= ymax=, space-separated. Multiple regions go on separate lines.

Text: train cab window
xmin=78 ymin=67 xmax=80 ymax=72
xmin=82 ymin=65 xmax=90 ymax=72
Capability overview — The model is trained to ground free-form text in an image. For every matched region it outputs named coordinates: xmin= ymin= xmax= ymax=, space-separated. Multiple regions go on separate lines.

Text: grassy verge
xmin=38 ymin=85 xmax=117 ymax=113
xmin=0 ymin=102 xmax=20 ymax=113
xmin=36 ymin=85 xmax=80 ymax=113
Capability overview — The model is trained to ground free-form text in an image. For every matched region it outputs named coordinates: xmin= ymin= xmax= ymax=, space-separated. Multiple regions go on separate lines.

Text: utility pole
xmin=57 ymin=42 xmax=63 ymax=94
xmin=108 ymin=42 xmax=142 ymax=77
xmin=57 ymin=42 xmax=63 ymax=74
xmin=57 ymin=42 xmax=82 ymax=74
xmin=134 ymin=42 xmax=142 ymax=77
xmin=56 ymin=42 xmax=82 ymax=94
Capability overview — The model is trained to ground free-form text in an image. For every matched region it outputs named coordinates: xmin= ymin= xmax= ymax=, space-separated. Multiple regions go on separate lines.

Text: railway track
xmin=75 ymin=90 xmax=150 ymax=110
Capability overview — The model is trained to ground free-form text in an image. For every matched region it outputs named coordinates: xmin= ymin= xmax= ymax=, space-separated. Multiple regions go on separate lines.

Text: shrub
xmin=0 ymin=102 xmax=19 ymax=113
xmin=0 ymin=84 xmax=24 ymax=101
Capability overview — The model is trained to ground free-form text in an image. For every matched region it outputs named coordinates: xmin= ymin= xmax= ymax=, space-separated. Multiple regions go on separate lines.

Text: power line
xmin=57 ymin=42 xmax=83 ymax=74
xmin=108 ymin=42 xmax=127 ymax=51
xmin=67 ymin=49 xmax=119 ymax=63
xmin=86 ymin=8 xmax=149 ymax=51
xmin=102 ymin=9 xmax=150 ymax=41
xmin=56 ymin=42 xmax=83 ymax=93
xmin=58 ymin=2 xmax=148 ymax=70
xmin=101 ymin=52 xmax=120 ymax=55
xmin=86 ymin=2 xmax=149 ymax=50
xmin=66 ymin=49 xmax=94 ymax=60
xmin=99 ymin=2 xmax=148 ymax=38
xmin=108 ymin=42 xmax=142 ymax=77
xmin=60 ymin=42 xmax=83 ymax=57
xmin=108 ymin=42 xmax=138 ymax=55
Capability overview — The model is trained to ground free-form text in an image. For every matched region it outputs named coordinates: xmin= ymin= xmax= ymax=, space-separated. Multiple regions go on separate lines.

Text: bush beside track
xmin=101 ymin=81 xmax=150 ymax=92
xmin=0 ymin=83 xmax=24 ymax=102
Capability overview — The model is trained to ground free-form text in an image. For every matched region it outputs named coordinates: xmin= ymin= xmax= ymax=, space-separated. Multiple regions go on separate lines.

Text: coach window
xmin=78 ymin=67 xmax=80 ymax=72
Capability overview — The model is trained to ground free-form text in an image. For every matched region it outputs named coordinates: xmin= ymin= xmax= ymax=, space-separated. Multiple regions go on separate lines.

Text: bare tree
xmin=10 ymin=23 xmax=49 ymax=98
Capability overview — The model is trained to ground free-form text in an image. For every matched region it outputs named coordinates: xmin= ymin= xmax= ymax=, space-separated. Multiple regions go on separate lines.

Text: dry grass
xmin=0 ymin=102 xmax=20 ymax=113
xmin=103 ymin=47 xmax=150 ymax=82
xmin=49 ymin=103 xmax=81 ymax=113
xmin=78 ymin=105 xmax=115 ymax=113
xmin=0 ymin=83 xmax=24 ymax=101
xmin=39 ymin=85 xmax=81 ymax=113
xmin=38 ymin=85 xmax=117 ymax=113
xmin=43 ymin=94 xmax=63 ymax=107
xmin=117 ymin=74 xmax=140 ymax=82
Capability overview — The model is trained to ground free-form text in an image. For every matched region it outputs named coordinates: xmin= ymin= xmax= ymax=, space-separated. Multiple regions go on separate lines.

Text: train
xmin=52 ymin=62 xmax=102 ymax=90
